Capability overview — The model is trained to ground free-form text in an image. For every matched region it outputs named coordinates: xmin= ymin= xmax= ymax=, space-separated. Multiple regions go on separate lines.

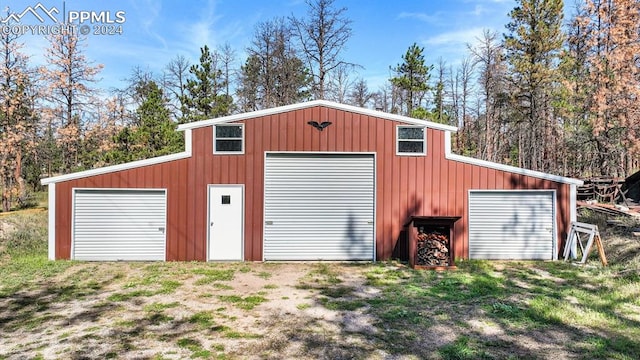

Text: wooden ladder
xmin=563 ymin=222 xmax=608 ymax=266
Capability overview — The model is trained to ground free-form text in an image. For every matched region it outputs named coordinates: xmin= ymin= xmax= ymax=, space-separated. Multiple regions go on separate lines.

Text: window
xmin=214 ymin=124 xmax=244 ymax=154
xmin=396 ymin=126 xmax=425 ymax=155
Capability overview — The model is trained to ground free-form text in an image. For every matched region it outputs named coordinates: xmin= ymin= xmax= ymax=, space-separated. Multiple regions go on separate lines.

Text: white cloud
xmin=424 ymin=27 xmax=486 ymax=46
xmin=469 ymin=4 xmax=488 ymax=16
xmin=131 ymin=0 xmax=167 ymax=49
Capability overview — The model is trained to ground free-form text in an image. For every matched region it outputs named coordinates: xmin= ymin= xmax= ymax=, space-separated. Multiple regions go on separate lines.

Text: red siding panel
xmin=54 ymin=105 xmax=574 ymax=261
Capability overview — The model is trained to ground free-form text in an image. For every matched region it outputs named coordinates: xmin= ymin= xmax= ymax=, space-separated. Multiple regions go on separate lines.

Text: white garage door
xmin=264 ymin=154 xmax=375 ymax=261
xmin=468 ymin=191 xmax=556 ymax=260
xmin=73 ymin=189 xmax=167 ymax=261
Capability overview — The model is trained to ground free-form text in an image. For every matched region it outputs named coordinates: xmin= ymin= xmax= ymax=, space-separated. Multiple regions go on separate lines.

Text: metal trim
xmin=41 ymin=130 xmax=193 ymax=185
xmin=177 ymin=100 xmax=458 ymax=132
xmin=47 ymin=183 xmax=56 ymax=260
xmin=443 ymin=131 xmax=583 ymax=186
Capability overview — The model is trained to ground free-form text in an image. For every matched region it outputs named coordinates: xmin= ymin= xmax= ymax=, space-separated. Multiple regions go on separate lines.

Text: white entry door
xmin=208 ymin=185 xmax=244 ymax=261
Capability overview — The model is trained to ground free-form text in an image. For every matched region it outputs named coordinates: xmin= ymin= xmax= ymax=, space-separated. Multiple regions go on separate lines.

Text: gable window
xmin=214 ymin=124 xmax=244 ymax=154
xmin=396 ymin=126 xmax=425 ymax=155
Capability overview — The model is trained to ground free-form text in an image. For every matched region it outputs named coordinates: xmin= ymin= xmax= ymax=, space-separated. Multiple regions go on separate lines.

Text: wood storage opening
xmin=405 ymin=216 xmax=460 ymax=270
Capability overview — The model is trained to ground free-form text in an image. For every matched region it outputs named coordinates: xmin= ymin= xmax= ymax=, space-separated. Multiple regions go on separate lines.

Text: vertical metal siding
xmin=264 ymin=153 xmax=375 ymax=260
xmin=468 ymin=191 xmax=555 ymax=260
xmin=73 ymin=189 xmax=166 ymax=261
xmin=54 ymin=105 xmax=573 ymax=262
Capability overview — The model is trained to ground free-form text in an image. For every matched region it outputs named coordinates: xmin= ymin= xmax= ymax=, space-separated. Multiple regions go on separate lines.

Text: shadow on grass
xmin=0 ymin=280 xmax=113 ymax=334
xmin=300 ymin=261 xmax=640 ymax=359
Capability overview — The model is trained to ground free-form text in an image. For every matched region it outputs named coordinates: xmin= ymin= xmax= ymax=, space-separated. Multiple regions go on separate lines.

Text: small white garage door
xmin=468 ymin=191 xmax=556 ymax=260
xmin=73 ymin=189 xmax=167 ymax=261
xmin=264 ymin=154 xmax=375 ymax=261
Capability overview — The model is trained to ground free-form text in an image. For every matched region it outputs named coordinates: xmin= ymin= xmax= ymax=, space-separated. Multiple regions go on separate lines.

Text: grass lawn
xmin=0 ymin=208 xmax=639 ymax=359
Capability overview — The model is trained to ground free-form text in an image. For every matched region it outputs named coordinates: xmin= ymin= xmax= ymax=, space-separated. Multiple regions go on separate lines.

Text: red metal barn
xmin=42 ymin=101 xmax=583 ymax=262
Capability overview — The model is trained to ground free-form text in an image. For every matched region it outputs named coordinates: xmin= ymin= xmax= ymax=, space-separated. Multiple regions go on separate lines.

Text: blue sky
xmin=4 ymin=0 xmax=536 ymax=92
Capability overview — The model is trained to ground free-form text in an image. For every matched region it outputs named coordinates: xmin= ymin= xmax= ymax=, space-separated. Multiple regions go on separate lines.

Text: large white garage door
xmin=468 ymin=191 xmax=555 ymax=260
xmin=264 ymin=154 xmax=375 ymax=261
xmin=73 ymin=189 xmax=167 ymax=261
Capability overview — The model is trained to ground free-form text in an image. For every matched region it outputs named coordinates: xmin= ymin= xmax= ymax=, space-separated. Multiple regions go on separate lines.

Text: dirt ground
xmin=1 ymin=257 xmax=637 ymax=360
xmin=1 ymin=262 xmax=387 ymax=359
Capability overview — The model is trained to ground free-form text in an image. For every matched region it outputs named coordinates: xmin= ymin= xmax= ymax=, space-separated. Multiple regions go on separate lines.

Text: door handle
xmin=210 ymin=222 xmax=214 ymax=226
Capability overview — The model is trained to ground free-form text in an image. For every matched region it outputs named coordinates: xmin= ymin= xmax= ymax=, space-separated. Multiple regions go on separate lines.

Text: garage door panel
xmin=73 ymin=189 xmax=166 ymax=261
xmin=264 ymin=154 xmax=375 ymax=261
xmin=469 ymin=191 xmax=555 ymax=260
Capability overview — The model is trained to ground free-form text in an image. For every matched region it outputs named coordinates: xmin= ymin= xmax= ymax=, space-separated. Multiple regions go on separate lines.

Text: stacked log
xmin=416 ymin=231 xmax=450 ymax=266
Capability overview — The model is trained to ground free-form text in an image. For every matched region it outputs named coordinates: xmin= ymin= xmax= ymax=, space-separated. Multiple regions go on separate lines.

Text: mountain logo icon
xmin=1 ymin=3 xmax=60 ymax=24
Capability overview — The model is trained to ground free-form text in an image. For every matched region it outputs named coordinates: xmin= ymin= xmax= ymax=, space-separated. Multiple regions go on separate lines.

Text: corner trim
xmin=443 ymin=131 xmax=583 ymax=186
xmin=570 ymin=184 xmax=577 ymax=222
xmin=47 ymin=183 xmax=56 ymax=260
xmin=569 ymin=184 xmax=578 ymax=258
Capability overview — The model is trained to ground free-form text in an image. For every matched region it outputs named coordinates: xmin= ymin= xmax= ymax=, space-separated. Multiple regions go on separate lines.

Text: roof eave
xmin=177 ymin=100 xmax=459 ymax=132
xmin=442 ymin=131 xmax=583 ymax=186
xmin=41 ymin=129 xmax=194 ymax=185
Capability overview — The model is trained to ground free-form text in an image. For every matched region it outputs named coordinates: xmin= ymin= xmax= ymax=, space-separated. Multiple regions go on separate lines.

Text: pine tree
xmin=181 ymin=45 xmax=233 ymax=122
xmin=0 ymin=30 xmax=36 ymax=211
xmin=135 ymin=81 xmax=182 ymax=156
xmin=109 ymin=81 xmax=182 ymax=162
xmin=390 ymin=43 xmax=432 ymax=116
xmin=431 ymin=59 xmax=451 ymax=124
xmin=504 ymin=0 xmax=564 ymax=172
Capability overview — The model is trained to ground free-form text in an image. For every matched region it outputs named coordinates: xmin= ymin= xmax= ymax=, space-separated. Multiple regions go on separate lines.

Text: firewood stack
xmin=416 ymin=231 xmax=450 ymax=266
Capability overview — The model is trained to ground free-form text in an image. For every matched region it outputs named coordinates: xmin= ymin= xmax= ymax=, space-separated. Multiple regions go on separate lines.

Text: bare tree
xmin=348 ymin=78 xmax=373 ymax=108
xmin=164 ymin=54 xmax=190 ymax=119
xmin=237 ymin=18 xmax=310 ymax=110
xmin=218 ymin=43 xmax=237 ymax=113
xmin=469 ymin=29 xmax=506 ymax=162
xmin=289 ymin=0 xmax=356 ymax=99
xmin=449 ymin=56 xmax=476 ymax=153
xmin=326 ymin=64 xmax=354 ymax=103
xmin=371 ymin=83 xmax=393 ymax=113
